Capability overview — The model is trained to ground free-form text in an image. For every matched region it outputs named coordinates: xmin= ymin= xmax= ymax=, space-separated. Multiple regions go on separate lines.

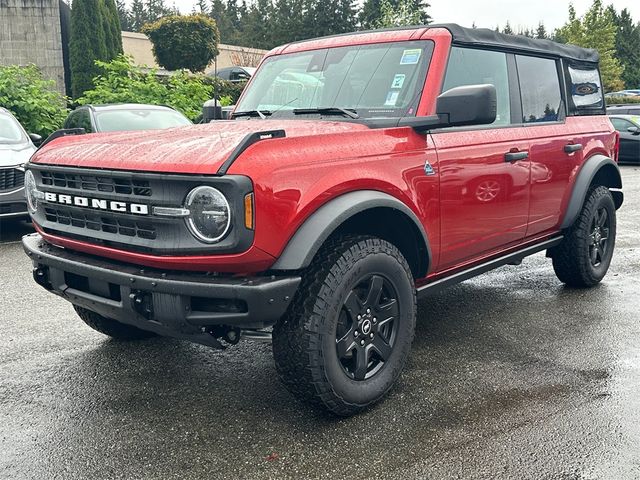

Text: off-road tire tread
xmin=74 ymin=305 xmax=156 ymax=340
xmin=272 ymin=235 xmax=416 ymax=416
xmin=551 ymin=185 xmax=615 ymax=287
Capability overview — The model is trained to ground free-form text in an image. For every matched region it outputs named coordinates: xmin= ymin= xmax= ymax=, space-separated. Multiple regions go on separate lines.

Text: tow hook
xmin=33 ymin=267 xmax=52 ymax=290
xmin=130 ymin=291 xmax=153 ymax=319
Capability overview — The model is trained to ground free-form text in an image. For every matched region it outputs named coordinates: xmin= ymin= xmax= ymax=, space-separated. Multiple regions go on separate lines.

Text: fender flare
xmin=560 ymin=154 xmax=623 ymax=229
xmin=271 ymin=190 xmax=432 ymax=272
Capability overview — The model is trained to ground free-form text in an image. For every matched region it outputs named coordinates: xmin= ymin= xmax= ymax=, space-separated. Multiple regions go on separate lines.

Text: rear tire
xmin=74 ymin=305 xmax=156 ymax=340
xmin=551 ymin=185 xmax=616 ymax=287
xmin=272 ymin=235 xmax=416 ymax=416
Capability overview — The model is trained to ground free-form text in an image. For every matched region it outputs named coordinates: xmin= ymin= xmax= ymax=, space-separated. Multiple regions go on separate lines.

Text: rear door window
xmin=442 ymin=47 xmax=511 ymax=126
xmin=516 ymin=55 xmax=563 ymax=123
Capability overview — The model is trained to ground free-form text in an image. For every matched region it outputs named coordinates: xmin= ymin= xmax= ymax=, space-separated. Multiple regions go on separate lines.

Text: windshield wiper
xmin=232 ymin=109 xmax=271 ymax=119
xmin=292 ymin=107 xmax=359 ymax=119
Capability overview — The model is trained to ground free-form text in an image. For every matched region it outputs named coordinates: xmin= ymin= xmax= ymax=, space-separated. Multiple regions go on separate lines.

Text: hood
xmin=0 ymin=142 xmax=36 ymax=167
xmin=30 ymin=120 xmax=370 ymax=174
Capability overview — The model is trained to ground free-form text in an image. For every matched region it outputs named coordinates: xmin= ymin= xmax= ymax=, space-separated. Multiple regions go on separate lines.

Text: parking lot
xmin=0 ymin=166 xmax=638 ymax=480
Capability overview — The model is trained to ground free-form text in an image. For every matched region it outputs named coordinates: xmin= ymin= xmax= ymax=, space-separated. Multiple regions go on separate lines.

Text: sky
xmin=147 ymin=0 xmax=640 ymax=32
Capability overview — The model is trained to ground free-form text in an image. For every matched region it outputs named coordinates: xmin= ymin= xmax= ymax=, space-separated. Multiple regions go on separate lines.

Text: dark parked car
xmin=0 ymin=107 xmax=39 ymax=219
xmin=210 ymin=66 xmax=256 ymax=83
xmin=607 ymin=104 xmax=640 ymax=116
xmin=610 ymin=115 xmax=640 ymax=164
xmin=62 ymin=104 xmax=192 ymax=133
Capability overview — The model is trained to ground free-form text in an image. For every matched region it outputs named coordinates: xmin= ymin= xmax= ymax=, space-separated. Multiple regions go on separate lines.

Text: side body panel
xmin=431 ymin=128 xmax=530 ymax=270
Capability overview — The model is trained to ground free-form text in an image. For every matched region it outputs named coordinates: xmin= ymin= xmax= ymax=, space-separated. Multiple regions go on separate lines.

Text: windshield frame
xmin=235 ymin=40 xmax=435 ymax=122
xmin=0 ymin=111 xmax=28 ymax=145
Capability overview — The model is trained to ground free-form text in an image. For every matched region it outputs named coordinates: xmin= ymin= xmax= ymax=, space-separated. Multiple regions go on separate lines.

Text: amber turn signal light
xmin=244 ymin=193 xmax=254 ymax=230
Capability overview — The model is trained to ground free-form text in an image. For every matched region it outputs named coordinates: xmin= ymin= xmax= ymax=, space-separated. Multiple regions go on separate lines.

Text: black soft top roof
xmin=435 ymin=23 xmax=599 ymax=64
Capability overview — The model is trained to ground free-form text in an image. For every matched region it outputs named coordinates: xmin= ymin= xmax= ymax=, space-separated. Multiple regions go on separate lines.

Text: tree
xmin=102 ymin=0 xmax=124 ymax=55
xmin=375 ymin=0 xmax=429 ymax=28
xmin=116 ymin=0 xmax=132 ymax=30
xmin=502 ymin=21 xmax=513 ymax=35
xmin=536 ymin=22 xmax=547 ymax=39
xmin=555 ymin=0 xmax=624 ymax=92
xmin=359 ymin=0 xmax=384 ymax=29
xmin=71 ymin=0 xmax=121 ymax=97
xmin=143 ymin=14 xmax=220 ymax=72
xmin=611 ymin=8 xmax=640 ymax=89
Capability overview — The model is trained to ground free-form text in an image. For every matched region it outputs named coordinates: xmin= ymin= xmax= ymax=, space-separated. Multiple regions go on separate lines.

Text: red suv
xmin=23 ymin=25 xmax=623 ymax=415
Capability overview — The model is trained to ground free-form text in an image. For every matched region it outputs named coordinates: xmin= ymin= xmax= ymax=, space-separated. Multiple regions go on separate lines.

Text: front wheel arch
xmin=271 ymin=190 xmax=432 ymax=278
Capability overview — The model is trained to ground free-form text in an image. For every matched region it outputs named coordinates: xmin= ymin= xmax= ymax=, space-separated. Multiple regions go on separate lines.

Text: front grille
xmin=40 ymin=171 xmax=151 ymax=196
xmin=44 ymin=206 xmax=157 ymax=240
xmin=0 ymin=168 xmax=25 ymax=191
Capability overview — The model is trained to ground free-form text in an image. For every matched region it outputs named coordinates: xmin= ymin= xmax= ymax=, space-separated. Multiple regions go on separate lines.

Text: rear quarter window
xmin=567 ymin=66 xmax=604 ymax=114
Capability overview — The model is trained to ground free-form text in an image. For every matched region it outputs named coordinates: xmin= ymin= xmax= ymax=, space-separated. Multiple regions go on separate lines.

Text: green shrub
xmin=202 ymin=76 xmax=247 ymax=104
xmin=0 ymin=64 xmax=69 ymax=137
xmin=77 ymin=55 xmax=214 ymax=121
xmin=142 ymin=15 xmax=220 ymax=73
xmin=606 ymin=96 xmax=640 ymax=105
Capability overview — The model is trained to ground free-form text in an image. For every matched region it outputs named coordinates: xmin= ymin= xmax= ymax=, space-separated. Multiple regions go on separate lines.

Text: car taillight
xmin=613 ymin=130 xmax=620 ymax=163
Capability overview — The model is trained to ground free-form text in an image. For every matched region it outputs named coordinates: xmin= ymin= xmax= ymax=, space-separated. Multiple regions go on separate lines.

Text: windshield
xmin=94 ymin=108 xmax=192 ymax=132
xmin=0 ymin=112 xmax=27 ymax=144
xmin=235 ymin=40 xmax=433 ymax=119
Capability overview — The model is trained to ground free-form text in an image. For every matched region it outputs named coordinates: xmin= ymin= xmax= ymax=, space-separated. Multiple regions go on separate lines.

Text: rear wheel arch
xmin=560 ymin=154 xmax=623 ymax=230
xmin=271 ymin=190 xmax=431 ymax=279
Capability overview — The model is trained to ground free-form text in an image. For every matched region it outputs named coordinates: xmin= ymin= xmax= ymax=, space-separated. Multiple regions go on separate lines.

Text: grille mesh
xmin=0 ymin=168 xmax=25 ymax=191
xmin=44 ymin=207 xmax=157 ymax=240
xmin=40 ymin=171 xmax=151 ymax=196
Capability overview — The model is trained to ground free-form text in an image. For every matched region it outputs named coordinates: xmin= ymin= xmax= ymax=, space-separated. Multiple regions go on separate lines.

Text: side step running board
xmin=417 ymin=236 xmax=563 ymax=297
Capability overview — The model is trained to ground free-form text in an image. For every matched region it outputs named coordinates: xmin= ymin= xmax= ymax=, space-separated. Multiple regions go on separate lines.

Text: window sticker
xmin=384 ymin=91 xmax=400 ymax=106
xmin=400 ymin=49 xmax=421 ymax=65
xmin=391 ymin=74 xmax=406 ymax=89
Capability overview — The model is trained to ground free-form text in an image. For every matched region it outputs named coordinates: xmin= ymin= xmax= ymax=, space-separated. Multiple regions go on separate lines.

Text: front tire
xmin=551 ymin=185 xmax=616 ymax=287
xmin=272 ymin=235 xmax=416 ymax=416
xmin=74 ymin=306 xmax=156 ymax=340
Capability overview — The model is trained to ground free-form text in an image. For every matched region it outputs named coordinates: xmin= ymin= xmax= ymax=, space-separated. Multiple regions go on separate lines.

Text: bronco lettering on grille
xmin=43 ymin=192 xmax=149 ymax=215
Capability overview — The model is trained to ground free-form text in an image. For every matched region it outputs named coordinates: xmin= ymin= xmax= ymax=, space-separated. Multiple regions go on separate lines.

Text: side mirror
xmin=28 ymin=132 xmax=43 ymax=146
xmin=627 ymin=126 xmax=640 ymax=135
xmin=436 ymin=84 xmax=497 ymax=127
xmin=397 ymin=84 xmax=497 ymax=132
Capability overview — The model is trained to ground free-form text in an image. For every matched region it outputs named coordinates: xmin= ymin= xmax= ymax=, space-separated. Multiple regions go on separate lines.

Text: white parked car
xmin=0 ymin=107 xmax=39 ymax=219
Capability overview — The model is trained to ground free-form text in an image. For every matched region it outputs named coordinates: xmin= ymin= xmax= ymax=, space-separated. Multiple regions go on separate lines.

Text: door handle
xmin=504 ymin=151 xmax=529 ymax=162
xmin=564 ymin=143 xmax=583 ymax=153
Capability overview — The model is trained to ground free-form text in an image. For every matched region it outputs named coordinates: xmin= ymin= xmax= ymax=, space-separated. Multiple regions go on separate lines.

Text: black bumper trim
xmin=23 ymin=234 xmax=300 ymax=342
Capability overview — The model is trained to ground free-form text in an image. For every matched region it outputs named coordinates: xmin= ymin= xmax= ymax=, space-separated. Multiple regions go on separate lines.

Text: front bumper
xmin=23 ymin=234 xmax=300 ymax=347
xmin=0 ymin=187 xmax=27 ymax=218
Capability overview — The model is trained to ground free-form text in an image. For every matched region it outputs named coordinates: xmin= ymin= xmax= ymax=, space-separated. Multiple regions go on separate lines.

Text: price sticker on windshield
xmin=400 ymin=49 xmax=421 ymax=65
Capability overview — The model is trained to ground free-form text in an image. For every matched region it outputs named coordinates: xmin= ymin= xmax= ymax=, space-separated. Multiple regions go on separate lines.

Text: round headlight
xmin=185 ymin=186 xmax=231 ymax=243
xmin=24 ymin=170 xmax=38 ymax=213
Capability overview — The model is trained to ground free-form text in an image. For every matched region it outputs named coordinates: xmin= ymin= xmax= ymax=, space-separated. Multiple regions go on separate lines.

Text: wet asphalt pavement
xmin=1 ymin=167 xmax=639 ymax=480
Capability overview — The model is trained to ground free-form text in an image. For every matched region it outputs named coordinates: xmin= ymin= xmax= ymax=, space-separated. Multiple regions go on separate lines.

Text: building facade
xmin=0 ymin=0 xmax=66 ymax=94
xmin=122 ymin=31 xmax=267 ymax=74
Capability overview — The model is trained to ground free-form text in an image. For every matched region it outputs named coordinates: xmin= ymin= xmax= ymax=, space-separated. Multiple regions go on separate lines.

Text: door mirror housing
xmin=28 ymin=133 xmax=43 ymax=146
xmin=397 ymin=84 xmax=497 ymax=132
xmin=627 ymin=126 xmax=640 ymax=135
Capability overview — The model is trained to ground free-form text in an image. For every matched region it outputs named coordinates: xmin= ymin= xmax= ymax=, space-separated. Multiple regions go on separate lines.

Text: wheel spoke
xmin=371 ymin=335 xmax=392 ymax=361
xmin=353 ymin=347 xmax=369 ymax=380
xmin=364 ymin=275 xmax=384 ymax=307
xmin=343 ymin=290 xmax=362 ymax=320
xmin=376 ymin=298 xmax=398 ymax=326
xmin=590 ymin=246 xmax=599 ymax=264
xmin=598 ymin=209 xmax=608 ymax=227
xmin=336 ymin=330 xmax=356 ymax=358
